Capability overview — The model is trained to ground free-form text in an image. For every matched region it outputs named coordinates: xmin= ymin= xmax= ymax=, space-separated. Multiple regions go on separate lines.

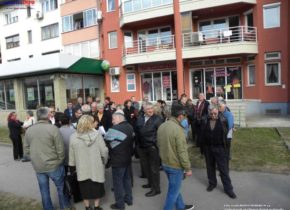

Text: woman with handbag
xmin=69 ymin=115 xmax=108 ymax=210
xmin=7 ymin=112 xmax=24 ymax=161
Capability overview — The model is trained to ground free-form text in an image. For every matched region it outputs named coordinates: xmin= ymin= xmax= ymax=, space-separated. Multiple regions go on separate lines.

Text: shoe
xmin=184 ymin=204 xmax=195 ymax=210
xmin=142 ymin=184 xmax=151 ymax=188
xmin=110 ymin=204 xmax=125 ymax=210
xmin=225 ymin=191 xmax=237 ymax=199
xmin=85 ymin=207 xmax=91 ymax=210
xmin=139 ymin=175 xmax=146 ymax=178
xmin=125 ymin=201 xmax=133 ymax=206
xmin=94 ymin=207 xmax=103 ymax=210
xmin=21 ymin=158 xmax=30 ymax=162
xmin=206 ymin=185 xmax=216 ymax=192
xmin=145 ymin=190 xmax=161 ymax=197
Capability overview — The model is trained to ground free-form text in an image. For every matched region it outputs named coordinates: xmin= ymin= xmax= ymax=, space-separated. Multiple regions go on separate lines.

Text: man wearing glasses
xmin=201 ymin=107 xmax=237 ymax=199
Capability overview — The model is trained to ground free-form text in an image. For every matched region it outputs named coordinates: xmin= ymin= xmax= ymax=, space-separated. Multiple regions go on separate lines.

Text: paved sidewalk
xmin=246 ymin=115 xmax=290 ymax=127
xmin=0 ymin=145 xmax=289 ymax=210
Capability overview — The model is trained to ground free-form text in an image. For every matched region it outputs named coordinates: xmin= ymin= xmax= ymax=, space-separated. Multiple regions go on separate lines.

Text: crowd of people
xmin=7 ymin=93 xmax=236 ymax=210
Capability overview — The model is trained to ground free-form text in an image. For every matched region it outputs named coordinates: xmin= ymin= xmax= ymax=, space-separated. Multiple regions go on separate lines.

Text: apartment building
xmin=101 ymin=0 xmax=289 ymax=118
xmin=0 ymin=0 xmax=104 ymax=123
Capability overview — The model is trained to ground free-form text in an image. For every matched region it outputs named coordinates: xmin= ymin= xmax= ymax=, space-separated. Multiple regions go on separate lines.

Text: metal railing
xmin=119 ymin=0 xmax=173 ymax=17
xmin=183 ymin=26 xmax=257 ymax=47
xmin=123 ymin=35 xmax=175 ymax=56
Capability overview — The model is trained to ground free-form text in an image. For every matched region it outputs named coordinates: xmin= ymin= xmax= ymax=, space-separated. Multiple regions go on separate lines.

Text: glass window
xmin=65 ymin=75 xmax=83 ymax=102
xmin=133 ymin=0 xmax=141 ymax=11
xmin=108 ymin=31 xmax=117 ymax=49
xmin=248 ymin=65 xmax=255 ymax=86
xmin=84 ymin=9 xmax=97 ymax=27
xmin=42 ymin=0 xmax=58 ymax=13
xmin=73 ymin=43 xmax=81 ymax=56
xmin=111 ymin=75 xmax=120 ymax=92
xmin=5 ymin=11 xmax=18 ymax=24
xmin=27 ymin=6 xmax=31 ymax=17
xmin=81 ymin=42 xmax=89 ymax=57
xmin=147 ymin=29 xmax=158 ymax=46
xmin=191 ymin=70 xmax=204 ymax=99
xmin=23 ymin=78 xmax=39 ymax=109
xmin=142 ymin=0 xmax=151 ymax=9
xmin=263 ymin=3 xmax=280 ymax=28
xmin=265 ymin=63 xmax=280 ymax=85
xmin=160 ymin=27 xmax=171 ymax=44
xmin=39 ymin=76 xmax=54 ymax=107
xmin=265 ymin=52 xmax=281 ymax=60
xmin=107 ymin=0 xmax=115 ymax=12
xmin=124 ymin=0 xmax=132 ymax=13
xmin=0 ymin=82 xmax=5 ymax=109
xmin=0 ymin=80 xmax=15 ymax=110
xmin=41 ymin=23 xmax=59 ymax=40
xmin=215 ymin=67 xmax=226 ymax=98
xmin=152 ymin=0 xmax=161 ymax=7
xmin=83 ymin=75 xmax=102 ymax=98
xmin=124 ymin=31 xmax=133 ymax=48
xmin=205 ymin=69 xmax=215 ymax=100
xmin=73 ymin=12 xmax=84 ymax=30
xmin=6 ymin=34 xmax=19 ymax=49
xmin=153 ymin=73 xmax=162 ymax=100
xmin=126 ymin=74 xmax=136 ymax=91
xmin=89 ymin=40 xmax=99 ymax=58
xmin=227 ymin=67 xmax=242 ymax=99
xmin=247 ymin=13 xmax=253 ymax=28
xmin=28 ymin=30 xmax=32 ymax=44
xmin=62 ymin=16 xmax=73 ymax=32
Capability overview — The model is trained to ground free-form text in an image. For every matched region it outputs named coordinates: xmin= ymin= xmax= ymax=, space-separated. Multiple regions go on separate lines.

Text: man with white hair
xmin=105 ymin=110 xmax=134 ymax=210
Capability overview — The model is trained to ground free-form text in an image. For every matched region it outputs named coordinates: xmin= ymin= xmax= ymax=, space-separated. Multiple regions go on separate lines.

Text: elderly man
xmin=24 ymin=107 xmax=70 ymax=210
xmin=105 ymin=110 xmax=134 ymax=210
xmin=201 ymin=107 xmax=236 ymax=199
xmin=136 ymin=102 xmax=163 ymax=197
xmin=157 ymin=104 xmax=195 ymax=210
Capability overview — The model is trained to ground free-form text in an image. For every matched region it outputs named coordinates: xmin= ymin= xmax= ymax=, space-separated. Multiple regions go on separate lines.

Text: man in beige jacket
xmin=24 ymin=107 xmax=70 ymax=210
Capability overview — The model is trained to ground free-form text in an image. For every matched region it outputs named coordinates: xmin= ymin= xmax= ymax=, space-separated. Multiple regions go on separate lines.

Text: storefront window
xmin=141 ymin=71 xmax=177 ymax=101
xmin=0 ymin=80 xmax=16 ymax=110
xmin=191 ymin=70 xmax=204 ymax=99
xmin=66 ymin=74 xmax=102 ymax=103
xmin=205 ymin=68 xmax=215 ymax=100
xmin=23 ymin=76 xmax=54 ymax=109
xmin=227 ymin=67 xmax=242 ymax=99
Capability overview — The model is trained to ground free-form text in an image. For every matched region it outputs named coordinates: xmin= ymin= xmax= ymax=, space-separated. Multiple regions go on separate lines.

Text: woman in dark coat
xmin=123 ymin=99 xmax=137 ymax=127
xmin=7 ymin=112 xmax=24 ymax=160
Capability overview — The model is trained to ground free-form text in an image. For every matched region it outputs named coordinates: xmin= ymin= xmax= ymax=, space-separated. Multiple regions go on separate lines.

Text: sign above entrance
xmin=139 ymin=62 xmax=176 ymax=72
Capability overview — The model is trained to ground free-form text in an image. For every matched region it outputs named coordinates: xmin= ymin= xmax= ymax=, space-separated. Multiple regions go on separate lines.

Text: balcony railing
xmin=123 ymin=35 xmax=175 ymax=56
xmin=119 ymin=0 xmax=173 ymax=17
xmin=183 ymin=26 xmax=257 ymax=48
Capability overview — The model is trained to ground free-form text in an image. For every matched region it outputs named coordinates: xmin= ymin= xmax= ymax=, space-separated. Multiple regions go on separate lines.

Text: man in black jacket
xmin=201 ymin=107 xmax=236 ymax=199
xmin=105 ymin=110 xmax=134 ymax=210
xmin=136 ymin=102 xmax=163 ymax=197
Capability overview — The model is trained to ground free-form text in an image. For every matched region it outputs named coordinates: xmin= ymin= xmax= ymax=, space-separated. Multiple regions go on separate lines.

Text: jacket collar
xmin=169 ymin=117 xmax=183 ymax=129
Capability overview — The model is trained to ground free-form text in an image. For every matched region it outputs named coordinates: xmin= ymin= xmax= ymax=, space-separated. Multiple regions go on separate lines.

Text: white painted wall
xmin=0 ymin=1 xmax=62 ymax=63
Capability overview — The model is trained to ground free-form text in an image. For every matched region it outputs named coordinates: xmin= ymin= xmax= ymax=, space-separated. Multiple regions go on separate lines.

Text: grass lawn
xmin=0 ymin=192 xmax=42 ymax=210
xmin=188 ymin=128 xmax=290 ymax=174
xmin=0 ymin=126 xmax=11 ymax=144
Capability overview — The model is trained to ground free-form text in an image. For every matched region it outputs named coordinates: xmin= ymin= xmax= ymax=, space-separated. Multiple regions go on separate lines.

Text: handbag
xmin=64 ymin=172 xmax=82 ymax=203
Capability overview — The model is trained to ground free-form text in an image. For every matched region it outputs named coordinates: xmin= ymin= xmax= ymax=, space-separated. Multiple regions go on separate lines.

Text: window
xmin=41 ymin=23 xmax=59 ymax=40
xmin=0 ymin=80 xmax=16 ymax=110
xmin=199 ymin=18 xmax=227 ymax=38
xmin=107 ymin=0 xmax=115 ymax=12
xmin=265 ymin=52 xmax=281 ymax=60
xmin=226 ymin=57 xmax=241 ymax=64
xmin=246 ymin=13 xmax=253 ymax=28
xmin=108 ymin=31 xmax=117 ymax=49
xmin=27 ymin=30 xmax=32 ymax=44
xmin=62 ymin=9 xmax=97 ymax=32
xmin=263 ymin=3 xmax=280 ymax=28
xmin=111 ymin=75 xmax=120 ymax=92
xmin=5 ymin=11 xmax=18 ymax=24
xmin=126 ymin=74 xmax=136 ymax=91
xmin=64 ymin=40 xmax=99 ymax=58
xmin=124 ymin=31 xmax=133 ymax=48
xmin=248 ymin=65 xmax=255 ymax=86
xmin=23 ymin=76 xmax=54 ymax=109
xmin=181 ymin=12 xmax=192 ymax=33
xmin=6 ymin=34 xmax=19 ymax=49
xmin=137 ymin=27 xmax=172 ymax=47
xmin=27 ymin=6 xmax=31 ymax=17
xmin=265 ymin=63 xmax=281 ymax=85
xmin=42 ymin=0 xmax=58 ymax=13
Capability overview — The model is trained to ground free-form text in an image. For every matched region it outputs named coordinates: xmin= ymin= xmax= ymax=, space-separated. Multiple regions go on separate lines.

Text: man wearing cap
xmin=157 ymin=104 xmax=195 ymax=210
xmin=105 ymin=110 xmax=134 ymax=210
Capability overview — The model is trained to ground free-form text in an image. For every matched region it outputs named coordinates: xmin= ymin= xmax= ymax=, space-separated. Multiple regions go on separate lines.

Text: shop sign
xmin=163 ymin=75 xmax=170 ymax=88
xmin=139 ymin=62 xmax=176 ymax=72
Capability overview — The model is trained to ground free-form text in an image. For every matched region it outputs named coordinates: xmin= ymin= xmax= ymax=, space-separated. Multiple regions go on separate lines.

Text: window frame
xmin=42 ymin=0 xmax=58 ymax=13
xmin=107 ymin=0 xmax=116 ymax=12
xmin=27 ymin=30 xmax=32 ymax=44
xmin=111 ymin=75 xmax=120 ymax=92
xmin=124 ymin=31 xmax=133 ymax=48
xmin=247 ymin=64 xmax=256 ymax=86
xmin=263 ymin=2 xmax=281 ymax=29
xmin=41 ymin=23 xmax=59 ymax=41
xmin=5 ymin=34 xmax=20 ymax=49
xmin=108 ymin=31 xmax=118 ymax=49
xmin=126 ymin=73 xmax=136 ymax=92
xmin=264 ymin=52 xmax=281 ymax=60
xmin=265 ymin=62 xmax=281 ymax=86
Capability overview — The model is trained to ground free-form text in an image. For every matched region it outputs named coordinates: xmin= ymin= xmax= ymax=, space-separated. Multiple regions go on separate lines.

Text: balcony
xmin=182 ymin=26 xmax=258 ymax=59
xmin=179 ymin=0 xmax=256 ymax=13
xmin=119 ymin=0 xmax=173 ymax=26
xmin=122 ymin=35 xmax=176 ymax=65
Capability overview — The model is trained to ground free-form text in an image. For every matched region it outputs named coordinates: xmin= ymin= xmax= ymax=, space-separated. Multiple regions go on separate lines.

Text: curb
xmin=276 ymin=128 xmax=290 ymax=151
xmin=0 ymin=142 xmax=12 ymax=147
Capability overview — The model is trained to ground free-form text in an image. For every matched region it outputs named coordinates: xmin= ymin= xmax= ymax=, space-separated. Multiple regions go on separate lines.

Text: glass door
xmin=215 ymin=67 xmax=226 ymax=99
xmin=226 ymin=66 xmax=242 ymax=99
xmin=191 ymin=69 xmax=204 ymax=99
xmin=205 ymin=68 xmax=215 ymax=100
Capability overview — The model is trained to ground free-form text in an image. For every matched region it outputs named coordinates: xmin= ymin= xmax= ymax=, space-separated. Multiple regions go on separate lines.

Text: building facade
xmin=101 ymin=0 xmax=289 ymax=118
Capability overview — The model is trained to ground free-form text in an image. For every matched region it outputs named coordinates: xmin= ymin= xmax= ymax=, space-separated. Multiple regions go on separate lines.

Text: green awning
xmin=68 ymin=57 xmax=104 ymax=75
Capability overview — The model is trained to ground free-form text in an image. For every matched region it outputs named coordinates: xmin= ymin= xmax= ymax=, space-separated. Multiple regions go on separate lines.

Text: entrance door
xmin=191 ymin=70 xmax=204 ymax=99
xmin=215 ymin=67 xmax=226 ymax=98
xmin=205 ymin=68 xmax=215 ymax=100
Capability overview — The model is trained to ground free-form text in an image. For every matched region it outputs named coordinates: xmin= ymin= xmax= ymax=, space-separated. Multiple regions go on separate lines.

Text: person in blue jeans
xmin=24 ymin=107 xmax=70 ymax=210
xmin=157 ymin=104 xmax=195 ymax=210
xmin=105 ymin=110 xmax=134 ymax=210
